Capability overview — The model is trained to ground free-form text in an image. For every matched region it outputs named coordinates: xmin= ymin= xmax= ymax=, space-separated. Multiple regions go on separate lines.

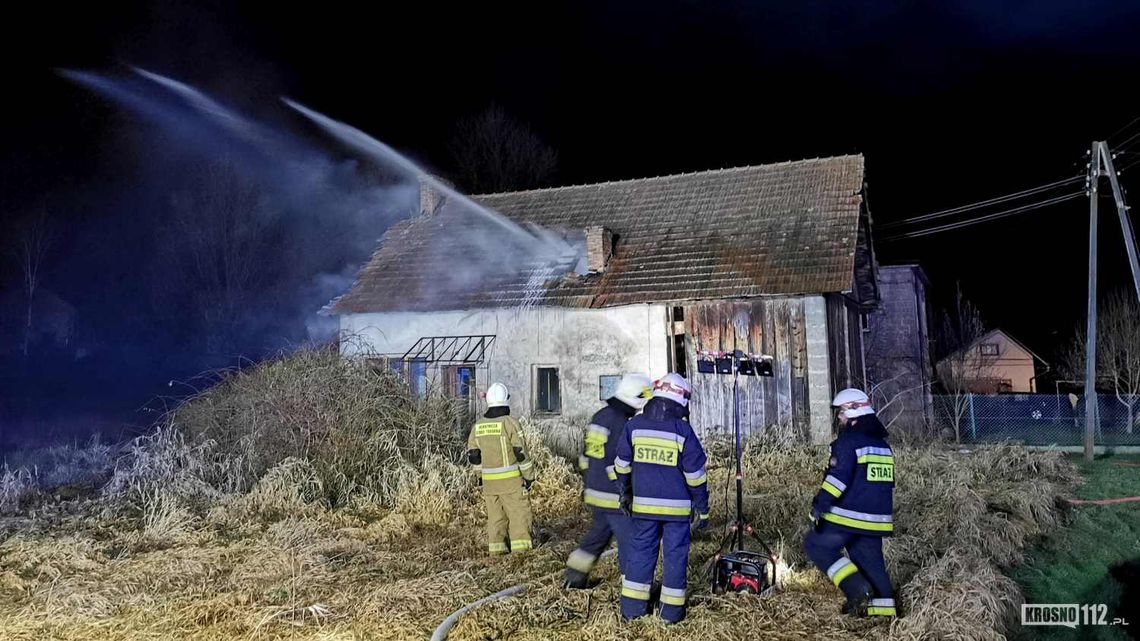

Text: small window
xmin=673 ymin=334 xmax=688 ymax=377
xmin=409 ymin=359 xmax=428 ymax=397
xmin=389 ymin=358 xmax=405 ymax=373
xmin=599 ymin=374 xmax=621 ymax=401
xmin=979 ymin=343 xmax=999 ymax=356
xmin=536 ymin=367 xmax=562 ymax=414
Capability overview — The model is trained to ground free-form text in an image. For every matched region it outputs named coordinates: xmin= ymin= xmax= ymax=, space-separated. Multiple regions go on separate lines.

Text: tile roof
xmin=328 ymin=154 xmax=865 ymax=313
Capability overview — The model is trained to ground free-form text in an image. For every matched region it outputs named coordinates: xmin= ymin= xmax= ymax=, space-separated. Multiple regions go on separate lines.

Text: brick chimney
xmin=419 ymin=175 xmax=451 ymax=216
xmin=586 ymin=225 xmax=614 ymax=273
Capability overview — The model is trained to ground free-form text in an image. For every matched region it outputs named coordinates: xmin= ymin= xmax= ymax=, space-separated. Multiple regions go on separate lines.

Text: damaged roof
xmin=328 ymin=154 xmax=866 ymax=313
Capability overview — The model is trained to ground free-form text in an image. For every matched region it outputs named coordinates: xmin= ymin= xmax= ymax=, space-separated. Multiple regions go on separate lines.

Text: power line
xmin=1112 ymin=129 xmax=1140 ymax=155
xmin=1109 ymin=114 xmax=1140 ymax=145
xmin=1117 ymin=155 xmax=1140 ymax=174
xmin=880 ymin=192 xmax=1084 ymax=242
xmin=878 ymin=176 xmax=1083 ymax=230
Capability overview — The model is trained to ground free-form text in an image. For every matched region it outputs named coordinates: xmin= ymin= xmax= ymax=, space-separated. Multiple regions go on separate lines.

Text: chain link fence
xmin=932 ymin=394 xmax=1140 ymax=446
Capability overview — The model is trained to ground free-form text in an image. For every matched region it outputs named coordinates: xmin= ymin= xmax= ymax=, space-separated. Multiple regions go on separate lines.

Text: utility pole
xmin=1100 ymin=145 xmax=1140 ymax=301
xmin=1085 ymin=142 xmax=1100 ymax=462
xmin=1084 ymin=141 xmax=1140 ymax=461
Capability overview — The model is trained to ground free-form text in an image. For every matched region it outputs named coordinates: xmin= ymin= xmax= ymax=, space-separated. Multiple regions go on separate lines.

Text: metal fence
xmin=932 ymin=394 xmax=1140 ymax=447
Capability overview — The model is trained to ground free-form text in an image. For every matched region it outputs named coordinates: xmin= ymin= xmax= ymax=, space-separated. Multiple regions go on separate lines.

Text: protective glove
xmin=809 ymin=507 xmax=821 ymax=528
xmin=523 ymin=478 xmax=533 ymax=492
xmin=690 ymin=512 xmax=709 ymax=535
xmin=618 ymin=487 xmax=633 ymax=517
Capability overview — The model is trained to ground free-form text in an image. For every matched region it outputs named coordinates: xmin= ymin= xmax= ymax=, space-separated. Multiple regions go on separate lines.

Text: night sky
xmin=5 ymin=1 xmax=1140 ymax=436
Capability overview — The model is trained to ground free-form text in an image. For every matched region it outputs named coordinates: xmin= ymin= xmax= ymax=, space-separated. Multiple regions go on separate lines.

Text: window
xmin=409 ymin=359 xmax=428 ymax=397
xmin=979 ymin=343 xmax=999 ymax=356
xmin=456 ymin=366 xmax=474 ymax=399
xmin=673 ymin=334 xmax=688 ymax=377
xmin=444 ymin=365 xmax=477 ymax=423
xmin=536 ymin=367 xmax=561 ymax=414
xmin=599 ymin=374 xmax=621 ymax=401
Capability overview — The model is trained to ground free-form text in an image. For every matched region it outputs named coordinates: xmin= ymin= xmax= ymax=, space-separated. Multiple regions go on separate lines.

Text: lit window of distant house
xmin=979 ymin=343 xmax=999 ymax=356
xmin=536 ymin=367 xmax=561 ymax=414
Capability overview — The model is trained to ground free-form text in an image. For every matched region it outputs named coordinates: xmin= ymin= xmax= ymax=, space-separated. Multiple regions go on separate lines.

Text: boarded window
xmin=536 ymin=367 xmax=561 ymax=414
xmin=599 ymin=374 xmax=621 ymax=401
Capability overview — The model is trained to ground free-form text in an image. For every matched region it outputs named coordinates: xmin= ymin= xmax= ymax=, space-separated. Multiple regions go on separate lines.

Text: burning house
xmin=328 ymin=155 xmax=877 ymax=444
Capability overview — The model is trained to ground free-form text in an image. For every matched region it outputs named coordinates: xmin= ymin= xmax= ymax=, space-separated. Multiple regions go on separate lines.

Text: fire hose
xmin=1065 ymin=496 xmax=1140 ymax=506
xmin=430 ymin=549 xmax=616 ymax=641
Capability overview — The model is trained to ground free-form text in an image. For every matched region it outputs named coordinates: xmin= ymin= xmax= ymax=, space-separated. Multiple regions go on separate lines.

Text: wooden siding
xmin=683 ymin=299 xmax=809 ymax=442
xmin=826 ymin=294 xmax=867 ymax=392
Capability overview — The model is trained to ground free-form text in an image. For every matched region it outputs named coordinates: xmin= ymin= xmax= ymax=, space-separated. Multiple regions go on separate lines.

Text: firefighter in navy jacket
xmin=614 ymin=373 xmax=709 ymax=624
xmin=563 ymin=373 xmax=653 ymax=589
xmin=804 ymin=388 xmax=897 ymax=618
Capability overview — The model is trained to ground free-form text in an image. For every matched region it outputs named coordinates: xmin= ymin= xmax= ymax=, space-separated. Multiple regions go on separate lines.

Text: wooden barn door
xmin=683 ymin=299 xmax=809 ymax=443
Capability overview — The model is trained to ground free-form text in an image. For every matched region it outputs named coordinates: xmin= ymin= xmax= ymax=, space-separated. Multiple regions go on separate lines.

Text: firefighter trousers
xmin=620 ymin=518 xmax=690 ymax=624
xmin=484 ymin=489 xmax=533 ymax=555
xmin=566 ymin=508 xmax=631 ymax=578
xmin=805 ymin=524 xmax=896 ymax=616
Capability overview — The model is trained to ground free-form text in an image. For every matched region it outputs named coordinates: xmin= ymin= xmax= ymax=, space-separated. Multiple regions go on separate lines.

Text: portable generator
xmin=697 ymin=350 xmax=779 ymax=597
xmin=711 ymin=526 xmax=777 ymax=595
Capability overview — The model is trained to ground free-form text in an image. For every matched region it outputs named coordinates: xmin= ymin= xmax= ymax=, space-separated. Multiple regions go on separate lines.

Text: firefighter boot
xmin=841 ymin=583 xmax=874 ymax=616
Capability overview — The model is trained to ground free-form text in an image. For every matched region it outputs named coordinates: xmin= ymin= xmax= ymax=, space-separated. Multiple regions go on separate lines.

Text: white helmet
xmin=832 ymin=388 xmax=874 ymax=419
xmin=652 ymin=373 xmax=692 ymax=407
xmin=486 ymin=382 xmax=510 ymax=408
xmin=613 ymin=372 xmax=653 ymax=410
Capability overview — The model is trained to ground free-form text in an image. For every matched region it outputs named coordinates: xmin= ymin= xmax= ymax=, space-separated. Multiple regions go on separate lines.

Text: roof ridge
xmin=470 ymin=154 xmax=864 ymax=198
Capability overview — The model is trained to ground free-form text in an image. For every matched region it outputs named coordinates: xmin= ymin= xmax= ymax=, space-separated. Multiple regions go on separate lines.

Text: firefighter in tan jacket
xmin=467 ymin=382 xmax=535 ymax=555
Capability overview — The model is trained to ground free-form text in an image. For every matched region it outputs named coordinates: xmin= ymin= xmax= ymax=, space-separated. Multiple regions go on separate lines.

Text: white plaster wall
xmin=340 ymin=305 xmax=671 ymax=418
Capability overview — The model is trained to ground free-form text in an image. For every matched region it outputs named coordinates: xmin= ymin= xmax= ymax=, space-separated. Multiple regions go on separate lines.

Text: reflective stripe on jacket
xmin=614 ymin=397 xmax=709 ymax=522
xmin=467 ymin=414 xmax=534 ymax=494
xmin=812 ymin=414 xmax=895 ymax=536
xmin=582 ymin=401 xmax=637 ymax=513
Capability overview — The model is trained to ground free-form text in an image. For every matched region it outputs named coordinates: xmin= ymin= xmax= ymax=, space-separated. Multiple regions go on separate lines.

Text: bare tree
xmin=933 ymin=286 xmax=987 ymax=443
xmin=868 ymin=372 xmax=931 ymax=433
xmin=864 ymin=302 xmax=934 ymax=437
xmin=1060 ymin=291 xmax=1140 ymax=435
xmin=9 ymin=209 xmax=53 ymax=357
xmin=154 ymin=159 xmax=277 ymax=354
xmin=447 ymin=104 xmax=558 ymax=193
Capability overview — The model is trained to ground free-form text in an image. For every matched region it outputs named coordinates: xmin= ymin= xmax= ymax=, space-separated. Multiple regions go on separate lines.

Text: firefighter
xmin=614 ymin=373 xmax=709 ymax=624
xmin=563 ymin=372 xmax=653 ymax=589
xmin=466 ymin=382 xmax=535 ymax=555
xmin=804 ymin=388 xmax=897 ymax=618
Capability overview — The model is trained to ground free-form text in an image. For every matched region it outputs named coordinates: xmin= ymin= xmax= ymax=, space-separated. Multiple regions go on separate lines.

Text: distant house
xmin=328 ymin=155 xmax=879 ymax=444
xmin=865 ymin=265 xmax=934 ymax=430
xmin=936 ymin=329 xmax=1047 ymax=394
